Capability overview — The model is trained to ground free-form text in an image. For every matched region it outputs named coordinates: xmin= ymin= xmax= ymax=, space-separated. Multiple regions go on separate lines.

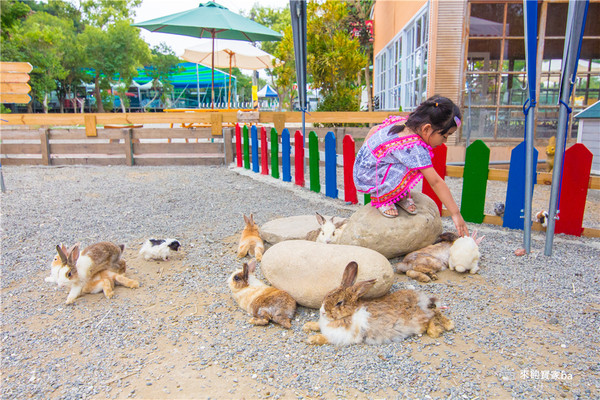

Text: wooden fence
xmin=235 ymin=124 xmax=600 ymax=238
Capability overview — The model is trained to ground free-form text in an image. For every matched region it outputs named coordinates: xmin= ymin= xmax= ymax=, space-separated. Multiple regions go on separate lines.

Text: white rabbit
xmin=303 ymin=261 xmax=454 ymax=345
xmin=305 ymin=212 xmax=347 ymax=244
xmin=227 ymin=259 xmax=296 ymax=329
xmin=448 ymin=230 xmax=485 ymax=274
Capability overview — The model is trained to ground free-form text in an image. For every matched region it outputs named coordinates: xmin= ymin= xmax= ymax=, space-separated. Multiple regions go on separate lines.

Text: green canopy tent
xmin=132 ymin=1 xmax=281 ymax=109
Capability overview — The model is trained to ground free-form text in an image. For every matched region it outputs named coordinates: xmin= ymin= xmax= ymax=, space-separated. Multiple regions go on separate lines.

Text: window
xmin=374 ymin=5 xmax=428 ymax=112
xmin=465 ymin=1 xmax=599 ymax=141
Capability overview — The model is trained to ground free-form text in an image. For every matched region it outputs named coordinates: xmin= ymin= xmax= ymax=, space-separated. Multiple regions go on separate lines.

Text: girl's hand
xmin=452 ymin=213 xmax=469 ymax=237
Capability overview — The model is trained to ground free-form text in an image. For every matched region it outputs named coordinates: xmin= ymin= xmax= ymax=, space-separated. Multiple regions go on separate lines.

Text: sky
xmin=133 ymin=0 xmax=289 ymax=56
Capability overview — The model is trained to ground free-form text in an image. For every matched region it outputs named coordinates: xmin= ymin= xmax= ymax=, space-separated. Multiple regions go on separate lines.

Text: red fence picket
xmin=235 ymin=124 xmax=242 ymax=167
xmin=294 ymin=130 xmax=305 ymax=187
xmin=260 ymin=126 xmax=269 ymax=175
xmin=422 ymin=144 xmax=447 ymax=215
xmin=555 ymin=143 xmax=593 ymax=236
xmin=343 ymin=134 xmax=358 ymax=204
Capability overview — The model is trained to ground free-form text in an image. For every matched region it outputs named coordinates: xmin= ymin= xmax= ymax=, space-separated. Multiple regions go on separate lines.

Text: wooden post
xmin=211 ymin=113 xmax=222 ymax=136
xmin=84 ymin=115 xmax=97 ymax=137
xmin=124 ymin=128 xmax=134 ymax=166
xmin=343 ymin=134 xmax=358 ymax=204
xmin=274 ymin=112 xmax=286 ymax=136
xmin=39 ymin=128 xmax=50 ymax=165
xmin=223 ymin=127 xmax=234 ymax=164
xmin=325 ymin=131 xmax=338 ymax=199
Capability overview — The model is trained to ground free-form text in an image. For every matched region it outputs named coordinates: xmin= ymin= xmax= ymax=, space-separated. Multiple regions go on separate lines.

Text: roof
xmin=133 ymin=62 xmax=234 ymax=90
xmin=574 ymin=101 xmax=600 ymax=119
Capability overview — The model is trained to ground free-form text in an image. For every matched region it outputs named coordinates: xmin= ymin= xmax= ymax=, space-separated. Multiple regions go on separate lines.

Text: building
xmin=372 ymin=0 xmax=599 ymax=161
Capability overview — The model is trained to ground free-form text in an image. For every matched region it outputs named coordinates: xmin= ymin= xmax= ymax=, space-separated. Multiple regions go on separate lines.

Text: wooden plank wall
xmin=0 ymin=127 xmax=228 ymax=166
xmin=428 ymin=0 xmax=467 ymax=146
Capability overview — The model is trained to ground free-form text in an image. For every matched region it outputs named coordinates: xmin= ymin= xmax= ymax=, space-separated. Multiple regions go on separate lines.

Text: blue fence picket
xmin=251 ymin=125 xmax=259 ymax=173
xmin=503 ymin=141 xmax=539 ymax=229
xmin=325 ymin=131 xmax=338 ymax=199
xmin=281 ymin=128 xmax=291 ymax=182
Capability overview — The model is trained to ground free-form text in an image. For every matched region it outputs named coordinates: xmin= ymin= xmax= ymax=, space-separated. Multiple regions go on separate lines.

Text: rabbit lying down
xmin=302 ymin=261 xmax=454 ymax=345
xmin=228 ymin=259 xmax=296 ymax=329
xmin=394 ymin=231 xmax=485 ymax=283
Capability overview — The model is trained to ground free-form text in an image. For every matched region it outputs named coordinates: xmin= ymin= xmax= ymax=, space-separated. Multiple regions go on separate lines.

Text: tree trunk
xmin=365 ymin=64 xmax=373 ymax=112
xmin=43 ymin=93 xmax=49 ymax=114
xmin=94 ymin=73 xmax=104 ymax=113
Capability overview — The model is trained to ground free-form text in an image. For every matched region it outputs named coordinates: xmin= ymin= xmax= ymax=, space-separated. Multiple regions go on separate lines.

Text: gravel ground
xmin=1 ymin=164 xmax=599 ymax=399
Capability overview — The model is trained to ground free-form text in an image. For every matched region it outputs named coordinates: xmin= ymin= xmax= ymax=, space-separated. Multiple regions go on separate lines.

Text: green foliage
xmin=142 ymin=43 xmax=182 ymax=109
xmin=80 ymin=0 xmax=142 ymax=27
xmin=0 ymin=104 xmax=12 ymax=113
xmin=308 ymin=1 xmax=367 ymax=112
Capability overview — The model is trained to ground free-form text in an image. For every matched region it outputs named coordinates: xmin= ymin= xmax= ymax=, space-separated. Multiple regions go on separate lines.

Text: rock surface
xmin=260 ymin=215 xmax=346 ymax=244
xmin=260 ymin=240 xmax=394 ymax=308
xmin=337 ymin=192 xmax=442 ymax=258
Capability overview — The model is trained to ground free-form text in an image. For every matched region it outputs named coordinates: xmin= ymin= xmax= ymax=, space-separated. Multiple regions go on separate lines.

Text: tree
xmin=346 ymin=0 xmax=374 ymax=111
xmin=307 ymin=1 xmax=367 ymax=112
xmin=8 ymin=11 xmax=70 ymax=113
xmin=79 ymin=20 xmax=150 ymax=112
xmin=79 ymin=0 xmax=142 ymax=28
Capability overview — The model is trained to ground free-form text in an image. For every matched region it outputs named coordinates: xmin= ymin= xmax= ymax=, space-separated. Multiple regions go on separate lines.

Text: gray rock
xmin=260 ymin=240 xmax=394 ymax=308
xmin=337 ymin=192 xmax=442 ymax=258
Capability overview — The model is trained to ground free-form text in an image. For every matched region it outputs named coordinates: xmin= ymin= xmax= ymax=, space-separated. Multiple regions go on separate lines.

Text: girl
xmin=353 ymin=95 xmax=469 ymax=237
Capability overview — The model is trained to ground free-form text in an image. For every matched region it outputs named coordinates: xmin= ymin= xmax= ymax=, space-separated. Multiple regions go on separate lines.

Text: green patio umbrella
xmin=133 ymin=1 xmax=282 ymax=109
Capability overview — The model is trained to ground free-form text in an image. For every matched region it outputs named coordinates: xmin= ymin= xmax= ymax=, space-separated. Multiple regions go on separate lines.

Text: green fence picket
xmin=270 ymin=127 xmax=279 ymax=179
xmin=460 ymin=140 xmax=490 ymax=223
xmin=243 ymin=124 xmax=250 ymax=170
xmin=308 ymin=131 xmax=320 ymax=193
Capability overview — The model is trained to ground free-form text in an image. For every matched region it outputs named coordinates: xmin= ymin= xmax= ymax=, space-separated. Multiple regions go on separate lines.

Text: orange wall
xmin=373 ymin=0 xmax=428 ymax=56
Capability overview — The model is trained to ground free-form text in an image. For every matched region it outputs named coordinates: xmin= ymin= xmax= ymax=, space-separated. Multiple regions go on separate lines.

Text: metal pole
xmin=196 ymin=63 xmax=200 ymax=108
xmin=211 ymin=31 xmax=215 ymax=109
xmin=544 ymin=0 xmax=589 ymax=256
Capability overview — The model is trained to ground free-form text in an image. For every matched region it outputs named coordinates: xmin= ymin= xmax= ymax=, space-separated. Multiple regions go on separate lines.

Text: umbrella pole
xmin=196 ymin=63 xmax=200 ymax=108
xmin=211 ymin=31 xmax=215 ymax=109
xmin=228 ymin=54 xmax=232 ymax=110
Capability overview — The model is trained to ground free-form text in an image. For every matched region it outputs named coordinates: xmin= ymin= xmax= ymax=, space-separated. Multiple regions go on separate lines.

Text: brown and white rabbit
xmin=45 ymin=244 xmax=71 ymax=284
xmin=237 ymin=214 xmax=265 ymax=262
xmin=81 ymin=268 xmax=139 ymax=299
xmin=55 ymin=242 xmax=126 ymax=304
xmin=305 ymin=212 xmax=347 ymax=244
xmin=303 ymin=261 xmax=454 ymax=345
xmin=395 ymin=231 xmax=484 ymax=282
xmin=227 ymin=259 xmax=296 ymax=329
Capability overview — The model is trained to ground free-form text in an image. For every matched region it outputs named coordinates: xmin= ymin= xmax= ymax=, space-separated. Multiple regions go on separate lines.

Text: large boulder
xmin=260 ymin=240 xmax=394 ymax=309
xmin=260 ymin=215 xmax=346 ymax=244
xmin=337 ymin=192 xmax=442 ymax=259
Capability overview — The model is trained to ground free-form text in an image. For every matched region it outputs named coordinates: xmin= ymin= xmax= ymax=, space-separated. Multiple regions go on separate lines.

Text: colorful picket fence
xmin=234 ymin=124 xmax=598 ymax=238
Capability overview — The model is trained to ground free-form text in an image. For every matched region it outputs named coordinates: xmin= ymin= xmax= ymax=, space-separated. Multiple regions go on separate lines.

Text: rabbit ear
xmin=334 ymin=220 xmax=345 ymax=229
xmin=243 ymin=214 xmax=250 ymax=225
xmin=68 ymin=244 xmax=80 ymax=265
xmin=56 ymin=245 xmax=68 ymax=265
xmin=315 ymin=212 xmax=325 ymax=226
xmin=249 ymin=214 xmax=254 ymax=224
xmin=475 ymin=235 xmax=485 ymax=245
xmin=341 ymin=261 xmax=358 ymax=288
xmin=242 ymin=263 xmax=250 ymax=280
xmin=352 ymin=279 xmax=377 ymax=299
xmin=247 ymin=259 xmax=257 ymax=273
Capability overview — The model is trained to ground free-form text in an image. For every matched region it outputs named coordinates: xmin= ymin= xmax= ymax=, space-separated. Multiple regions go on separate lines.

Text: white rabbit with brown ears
xmin=303 ymin=261 xmax=454 ymax=345
xmin=55 ymin=242 xmax=126 ymax=304
xmin=305 ymin=212 xmax=347 ymax=244
xmin=228 ymin=259 xmax=296 ymax=329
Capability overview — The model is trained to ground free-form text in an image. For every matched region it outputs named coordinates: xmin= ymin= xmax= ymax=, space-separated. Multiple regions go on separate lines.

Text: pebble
xmin=1 ymin=165 xmax=599 ymax=399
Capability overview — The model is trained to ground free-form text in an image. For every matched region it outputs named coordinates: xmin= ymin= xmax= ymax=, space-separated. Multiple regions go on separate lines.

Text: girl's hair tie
xmin=435 ymin=102 xmax=438 ymax=107
xmin=454 ymin=116 xmax=462 ymax=128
